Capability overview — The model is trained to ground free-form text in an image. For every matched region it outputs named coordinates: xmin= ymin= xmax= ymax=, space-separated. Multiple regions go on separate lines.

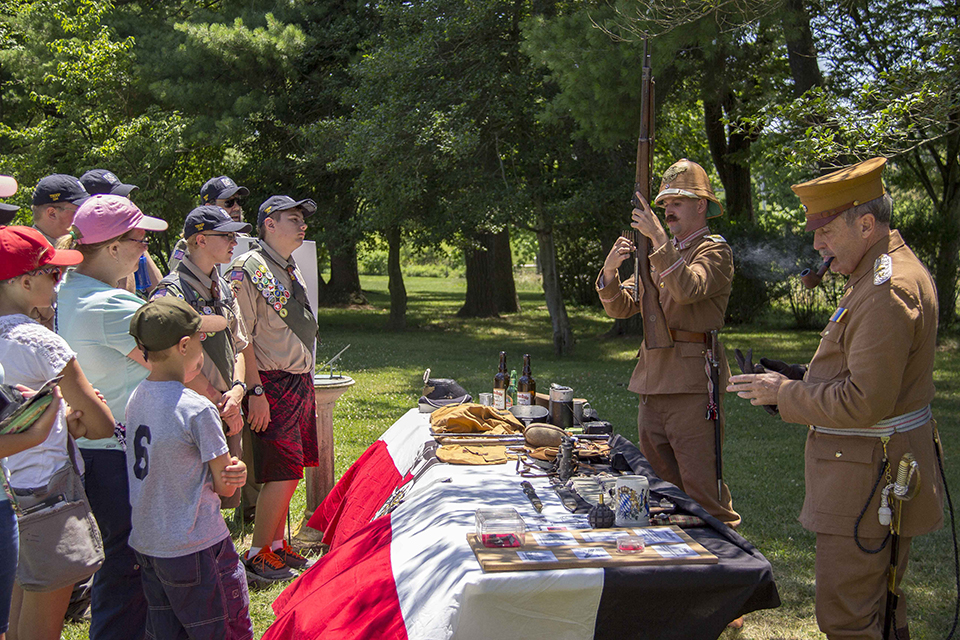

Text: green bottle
xmin=507 ymin=369 xmax=518 ymax=408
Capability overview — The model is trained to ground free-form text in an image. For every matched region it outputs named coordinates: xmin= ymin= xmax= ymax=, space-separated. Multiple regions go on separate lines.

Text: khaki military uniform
xmin=597 ymin=227 xmax=739 ymax=526
xmin=778 ymin=230 xmax=944 ymax=639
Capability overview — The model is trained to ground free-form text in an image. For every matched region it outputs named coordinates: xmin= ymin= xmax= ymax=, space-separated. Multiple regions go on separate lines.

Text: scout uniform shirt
xmin=230 ymin=239 xmax=314 ymax=375
xmin=596 ymin=227 xmax=733 ymax=395
xmin=151 ymin=255 xmax=249 ymax=393
xmin=778 ymin=230 xmax=944 ymax=539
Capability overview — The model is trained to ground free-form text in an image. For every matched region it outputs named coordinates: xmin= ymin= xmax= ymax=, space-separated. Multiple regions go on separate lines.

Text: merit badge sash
xmin=237 ymin=251 xmax=319 ymax=350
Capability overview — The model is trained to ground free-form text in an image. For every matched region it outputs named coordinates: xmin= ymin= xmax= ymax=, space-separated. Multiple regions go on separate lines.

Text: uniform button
xmin=835 ymin=451 xmax=842 ymax=458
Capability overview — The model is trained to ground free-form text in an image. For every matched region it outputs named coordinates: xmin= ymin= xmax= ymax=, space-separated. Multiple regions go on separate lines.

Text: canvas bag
xmin=2 ymin=436 xmax=104 ymax=592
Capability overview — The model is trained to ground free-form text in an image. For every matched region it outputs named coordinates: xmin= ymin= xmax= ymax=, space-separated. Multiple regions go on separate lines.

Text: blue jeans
xmin=81 ymin=448 xmax=147 ymax=640
xmin=136 ymin=537 xmax=252 ymax=640
xmin=0 ymin=499 xmax=17 ymax=634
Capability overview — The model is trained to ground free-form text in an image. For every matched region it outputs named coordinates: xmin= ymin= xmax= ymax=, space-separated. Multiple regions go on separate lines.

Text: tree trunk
xmin=385 ymin=225 xmax=406 ymax=331
xmin=320 ymin=200 xmax=367 ymax=306
xmin=492 ymin=228 xmax=519 ymax=313
xmin=458 ymin=232 xmax=500 ymax=317
xmin=536 ymin=217 xmax=574 ymax=355
xmin=781 ymin=0 xmax=824 ymax=97
xmin=703 ymin=95 xmax=755 ymax=222
xmin=326 ymin=245 xmax=366 ymax=305
xmin=934 ymin=136 xmax=960 ymax=329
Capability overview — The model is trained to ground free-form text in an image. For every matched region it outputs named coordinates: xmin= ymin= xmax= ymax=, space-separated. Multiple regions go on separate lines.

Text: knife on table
xmin=520 ymin=481 xmax=543 ymax=513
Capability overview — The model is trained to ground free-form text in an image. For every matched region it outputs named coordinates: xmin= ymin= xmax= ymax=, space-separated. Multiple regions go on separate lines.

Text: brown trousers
xmin=637 ymin=393 xmax=740 ymax=527
xmin=815 ymin=533 xmax=911 ymax=640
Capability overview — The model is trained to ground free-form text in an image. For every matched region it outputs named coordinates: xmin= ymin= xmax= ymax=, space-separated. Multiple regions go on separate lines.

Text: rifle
xmin=625 ymin=37 xmax=673 ymax=350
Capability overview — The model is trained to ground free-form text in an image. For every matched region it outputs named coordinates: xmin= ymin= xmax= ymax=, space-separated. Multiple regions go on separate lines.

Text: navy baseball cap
xmin=32 ymin=174 xmax=90 ymax=207
xmin=200 ymin=176 xmax=249 ymax=204
xmin=183 ymin=205 xmax=252 ymax=239
xmin=0 ymin=203 xmax=19 ymax=226
xmin=257 ymin=195 xmax=317 ymax=227
xmin=79 ymin=169 xmax=138 ymax=197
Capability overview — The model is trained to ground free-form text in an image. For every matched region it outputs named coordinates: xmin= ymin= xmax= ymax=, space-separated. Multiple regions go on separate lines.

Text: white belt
xmin=811 ymin=405 xmax=932 ymax=438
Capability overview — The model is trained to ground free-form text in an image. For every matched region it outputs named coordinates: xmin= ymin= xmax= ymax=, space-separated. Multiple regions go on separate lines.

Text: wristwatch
xmin=247 ymin=384 xmax=265 ymax=397
xmin=232 ymin=380 xmax=247 ymax=395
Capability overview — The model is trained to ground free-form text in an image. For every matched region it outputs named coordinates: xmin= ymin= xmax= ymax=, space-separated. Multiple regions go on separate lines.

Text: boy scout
xmin=728 ymin=157 xmax=944 ymax=639
xmin=597 ymin=158 xmax=740 ymax=528
xmin=151 ymin=205 xmax=253 ymax=509
xmin=231 ymin=195 xmax=318 ymax=583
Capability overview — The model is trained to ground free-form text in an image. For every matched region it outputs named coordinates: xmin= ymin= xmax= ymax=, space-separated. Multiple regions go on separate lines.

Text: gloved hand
xmin=759 ymin=358 xmax=807 ymax=381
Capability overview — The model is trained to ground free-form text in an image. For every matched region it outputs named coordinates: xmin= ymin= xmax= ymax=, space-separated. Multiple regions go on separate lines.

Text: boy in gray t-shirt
xmin=126 ymin=297 xmax=252 ymax=640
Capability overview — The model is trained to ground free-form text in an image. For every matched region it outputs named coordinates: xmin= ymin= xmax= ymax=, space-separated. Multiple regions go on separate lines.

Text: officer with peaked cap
xmin=728 ymin=157 xmax=944 ymax=639
xmin=596 ymin=158 xmax=741 ymax=530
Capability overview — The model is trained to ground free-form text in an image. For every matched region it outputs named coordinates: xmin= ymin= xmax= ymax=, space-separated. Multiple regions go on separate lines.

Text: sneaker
xmin=274 ymin=540 xmax=316 ymax=571
xmin=244 ymin=547 xmax=297 ymax=583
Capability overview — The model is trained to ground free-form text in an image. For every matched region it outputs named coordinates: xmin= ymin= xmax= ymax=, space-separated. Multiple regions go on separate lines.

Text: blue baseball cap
xmin=257 ymin=195 xmax=317 ymax=228
xmin=32 ymin=174 xmax=91 ymax=207
xmin=183 ymin=205 xmax=252 ymax=239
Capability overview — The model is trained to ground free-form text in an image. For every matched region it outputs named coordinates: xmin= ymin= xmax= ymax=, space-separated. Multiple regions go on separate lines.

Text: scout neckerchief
xmin=156 ymin=261 xmax=236 ymax=388
xmin=234 ymin=241 xmax=318 ymax=350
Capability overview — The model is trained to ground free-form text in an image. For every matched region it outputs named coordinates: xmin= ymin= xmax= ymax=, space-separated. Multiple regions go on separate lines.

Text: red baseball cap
xmin=0 ymin=226 xmax=83 ymax=280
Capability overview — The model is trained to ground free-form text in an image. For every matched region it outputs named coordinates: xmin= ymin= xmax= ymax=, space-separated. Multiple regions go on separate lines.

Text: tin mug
xmin=613 ymin=475 xmax=650 ymax=527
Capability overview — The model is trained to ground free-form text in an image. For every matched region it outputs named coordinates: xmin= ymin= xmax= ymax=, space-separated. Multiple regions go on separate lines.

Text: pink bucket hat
xmin=73 ymin=194 xmax=168 ymax=244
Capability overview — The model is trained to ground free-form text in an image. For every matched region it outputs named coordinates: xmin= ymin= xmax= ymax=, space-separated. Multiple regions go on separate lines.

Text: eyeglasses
xmin=201 ymin=232 xmax=238 ymax=241
xmin=121 ymin=237 xmax=150 ymax=247
xmin=28 ymin=267 xmax=63 ymax=284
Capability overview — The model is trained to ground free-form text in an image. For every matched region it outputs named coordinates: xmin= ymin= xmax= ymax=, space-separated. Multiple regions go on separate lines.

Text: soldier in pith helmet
xmin=597 ymin=158 xmax=741 ymax=531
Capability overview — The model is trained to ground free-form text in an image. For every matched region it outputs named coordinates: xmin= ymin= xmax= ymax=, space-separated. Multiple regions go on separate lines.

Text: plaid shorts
xmin=249 ymin=370 xmax=318 ymax=483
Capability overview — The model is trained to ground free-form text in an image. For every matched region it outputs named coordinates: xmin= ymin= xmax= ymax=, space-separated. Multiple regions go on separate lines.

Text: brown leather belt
xmin=669 ymin=328 xmax=708 ymax=343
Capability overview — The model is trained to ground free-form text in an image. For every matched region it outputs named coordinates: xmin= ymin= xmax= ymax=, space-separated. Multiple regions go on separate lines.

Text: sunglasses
xmin=28 ymin=266 xmax=63 ymax=284
xmin=222 ymin=198 xmax=240 ymax=208
xmin=201 ymin=232 xmax=237 ymax=241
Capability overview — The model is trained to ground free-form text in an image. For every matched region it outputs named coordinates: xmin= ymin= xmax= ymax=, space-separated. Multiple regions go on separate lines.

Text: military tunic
xmin=777 ymin=230 xmax=944 ymax=638
xmin=597 ymin=227 xmax=739 ymax=525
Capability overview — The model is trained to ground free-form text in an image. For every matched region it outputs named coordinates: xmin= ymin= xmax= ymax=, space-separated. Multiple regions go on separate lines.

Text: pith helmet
xmin=654 ymin=159 xmax=723 ymax=219
xmin=791 ymin=157 xmax=887 ymax=231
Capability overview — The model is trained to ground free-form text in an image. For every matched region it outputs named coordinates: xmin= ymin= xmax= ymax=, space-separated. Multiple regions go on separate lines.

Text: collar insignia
xmin=874 ymin=254 xmax=892 ymax=285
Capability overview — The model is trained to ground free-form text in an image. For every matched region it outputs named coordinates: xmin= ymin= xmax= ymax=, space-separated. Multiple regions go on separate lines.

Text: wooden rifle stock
xmin=631 ymin=38 xmax=673 ymax=350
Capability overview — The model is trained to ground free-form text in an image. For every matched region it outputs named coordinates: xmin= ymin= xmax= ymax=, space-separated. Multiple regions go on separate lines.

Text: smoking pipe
xmin=800 ymin=257 xmax=834 ymax=289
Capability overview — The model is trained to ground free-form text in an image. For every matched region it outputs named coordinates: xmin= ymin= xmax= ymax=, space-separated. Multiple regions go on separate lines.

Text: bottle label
xmin=517 ymin=392 xmax=533 ymax=406
xmin=493 ymin=388 xmax=506 ymax=410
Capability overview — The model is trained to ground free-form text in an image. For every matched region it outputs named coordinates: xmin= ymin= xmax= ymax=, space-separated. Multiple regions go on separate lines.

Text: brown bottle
xmin=493 ymin=351 xmax=509 ymax=410
xmin=517 ymin=354 xmax=536 ymax=406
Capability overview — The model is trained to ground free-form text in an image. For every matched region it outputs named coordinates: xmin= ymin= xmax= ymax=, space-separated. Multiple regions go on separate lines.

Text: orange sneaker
xmin=274 ymin=540 xmax=316 ymax=571
xmin=244 ymin=547 xmax=296 ymax=582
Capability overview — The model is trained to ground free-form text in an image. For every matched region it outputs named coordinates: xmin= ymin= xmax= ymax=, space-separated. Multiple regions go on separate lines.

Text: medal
xmin=279 ymin=308 xmax=288 ymax=318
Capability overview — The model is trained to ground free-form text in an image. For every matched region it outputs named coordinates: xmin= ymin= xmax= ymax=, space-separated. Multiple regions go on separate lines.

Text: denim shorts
xmin=136 ymin=537 xmax=252 ymax=640
xmin=0 ymin=499 xmax=18 ymax=634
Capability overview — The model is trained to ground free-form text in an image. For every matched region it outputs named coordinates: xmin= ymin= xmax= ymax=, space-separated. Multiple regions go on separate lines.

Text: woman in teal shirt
xmin=57 ymin=194 xmax=167 ymax=640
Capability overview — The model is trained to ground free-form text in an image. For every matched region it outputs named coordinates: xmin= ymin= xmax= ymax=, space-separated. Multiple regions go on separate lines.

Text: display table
xmin=266 ymin=409 xmax=780 ymax=640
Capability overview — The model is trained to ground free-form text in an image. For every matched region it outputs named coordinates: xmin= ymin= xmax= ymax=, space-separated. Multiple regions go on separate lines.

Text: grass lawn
xmin=64 ymin=274 xmax=960 ymax=639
